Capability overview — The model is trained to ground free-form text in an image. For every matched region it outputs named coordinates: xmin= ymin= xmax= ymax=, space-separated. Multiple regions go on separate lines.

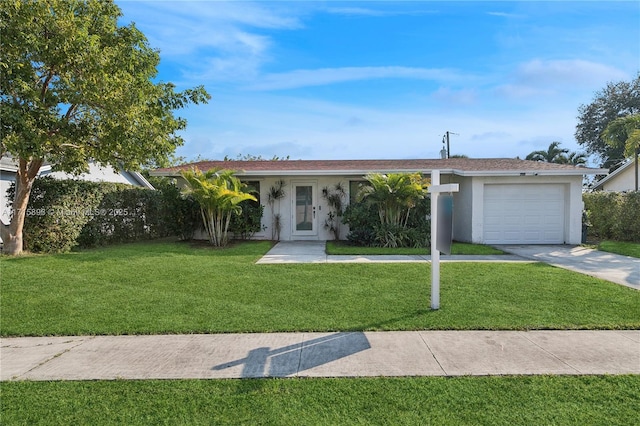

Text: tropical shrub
xmin=181 ymin=168 xmax=257 ymax=247
xmin=322 ymin=182 xmax=347 ymax=240
xmin=343 ymin=173 xmax=431 ymax=248
xmin=583 ymin=191 xmax=640 ymax=241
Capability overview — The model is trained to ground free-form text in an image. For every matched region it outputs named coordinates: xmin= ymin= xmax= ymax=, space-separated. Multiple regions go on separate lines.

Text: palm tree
xmin=181 ymin=168 xmax=257 ymax=247
xmin=602 ymin=114 xmax=640 ymax=190
xmin=563 ymin=151 xmax=588 ymax=165
xmin=526 ymin=141 xmax=569 ymax=163
xmin=358 ymin=173 xmax=429 ymax=228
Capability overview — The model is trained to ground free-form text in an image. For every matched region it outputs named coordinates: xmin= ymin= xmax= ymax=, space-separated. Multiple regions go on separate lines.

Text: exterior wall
xmin=0 ymin=171 xmax=15 ymax=225
xmin=260 ymin=176 xmax=352 ymax=241
xmin=468 ymin=175 xmax=584 ymax=245
xmin=601 ymin=163 xmax=639 ymax=192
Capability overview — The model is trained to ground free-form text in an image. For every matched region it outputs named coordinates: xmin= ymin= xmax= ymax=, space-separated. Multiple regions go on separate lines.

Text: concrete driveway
xmin=496 ymin=245 xmax=640 ymax=290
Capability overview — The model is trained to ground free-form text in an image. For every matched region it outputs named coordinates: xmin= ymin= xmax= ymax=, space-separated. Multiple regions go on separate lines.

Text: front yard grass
xmin=1 ymin=240 xmax=638 ymax=336
xmin=2 ymin=376 xmax=638 ymax=425
xmin=598 ymin=240 xmax=640 ymax=258
xmin=325 ymin=240 xmax=504 ymax=255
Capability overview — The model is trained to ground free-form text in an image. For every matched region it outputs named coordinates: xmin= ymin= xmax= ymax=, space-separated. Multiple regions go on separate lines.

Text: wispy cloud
xmin=495 ymin=59 xmax=629 ymax=99
xmin=487 ymin=11 xmax=525 ymax=19
xmin=325 ymin=7 xmax=437 ymax=17
xmin=246 ymin=66 xmax=469 ymax=91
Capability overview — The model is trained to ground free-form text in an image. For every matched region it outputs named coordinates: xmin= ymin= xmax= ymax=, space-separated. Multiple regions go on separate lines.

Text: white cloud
xmin=246 ymin=66 xmax=469 ymax=91
xmin=494 ymin=59 xmax=629 ymax=100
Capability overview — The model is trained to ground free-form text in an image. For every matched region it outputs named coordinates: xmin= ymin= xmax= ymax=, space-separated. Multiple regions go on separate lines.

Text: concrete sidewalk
xmin=2 ymin=331 xmax=638 ymax=381
xmin=496 ymin=245 xmax=640 ymax=290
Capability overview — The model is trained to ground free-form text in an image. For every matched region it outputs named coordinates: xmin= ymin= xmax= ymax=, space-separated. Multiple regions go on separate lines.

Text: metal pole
xmin=446 ymin=132 xmax=450 ymax=159
xmin=635 ymin=147 xmax=639 ymax=191
xmin=431 ymin=170 xmax=440 ymax=310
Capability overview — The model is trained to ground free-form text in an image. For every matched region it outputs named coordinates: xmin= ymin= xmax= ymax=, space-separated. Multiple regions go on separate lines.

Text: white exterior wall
xmin=259 ymin=175 xmax=352 ymax=241
xmin=469 ymin=175 xmax=584 ymax=245
xmin=601 ymin=163 xmax=639 ymax=192
xmin=443 ymin=175 xmax=473 ymax=243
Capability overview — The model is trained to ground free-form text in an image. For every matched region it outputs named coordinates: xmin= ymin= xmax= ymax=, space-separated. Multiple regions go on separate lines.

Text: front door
xmin=292 ymin=181 xmax=317 ymax=237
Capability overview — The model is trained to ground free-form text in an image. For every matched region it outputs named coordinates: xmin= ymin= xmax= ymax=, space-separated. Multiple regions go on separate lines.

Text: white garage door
xmin=483 ymin=184 xmax=565 ymax=244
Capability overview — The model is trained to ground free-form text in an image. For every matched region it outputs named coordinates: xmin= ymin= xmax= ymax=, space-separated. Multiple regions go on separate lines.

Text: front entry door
xmin=292 ymin=181 xmax=317 ymax=237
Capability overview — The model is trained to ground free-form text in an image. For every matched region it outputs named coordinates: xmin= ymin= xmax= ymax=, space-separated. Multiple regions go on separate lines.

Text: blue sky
xmin=117 ymin=1 xmax=639 ymax=164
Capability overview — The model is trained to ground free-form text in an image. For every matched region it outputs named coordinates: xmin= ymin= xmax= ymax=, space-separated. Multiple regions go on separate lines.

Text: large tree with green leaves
xmin=0 ymin=0 xmax=209 ymax=255
xmin=575 ymin=73 xmax=640 ymax=170
xmin=180 ymin=169 xmax=257 ymax=247
xmin=602 ymin=114 xmax=640 ymax=191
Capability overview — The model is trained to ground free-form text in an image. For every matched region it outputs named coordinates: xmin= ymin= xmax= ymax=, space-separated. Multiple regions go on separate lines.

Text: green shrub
xmin=9 ymin=177 xmax=203 ymax=253
xmin=343 ymin=197 xmax=431 ymax=248
xmin=229 ymin=201 xmax=265 ymax=240
xmin=8 ymin=178 xmax=108 ymax=253
xmin=584 ymin=191 xmax=640 ymax=242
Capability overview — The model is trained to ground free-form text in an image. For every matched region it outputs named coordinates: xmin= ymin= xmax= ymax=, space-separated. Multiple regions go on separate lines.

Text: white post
xmin=430 ymin=170 xmax=440 ymax=310
xmin=429 ymin=171 xmax=458 ymax=310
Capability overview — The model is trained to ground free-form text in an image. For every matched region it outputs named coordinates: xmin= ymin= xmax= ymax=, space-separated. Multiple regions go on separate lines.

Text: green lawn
xmin=598 ymin=240 xmax=640 ymax=258
xmin=2 ymin=240 xmax=638 ymax=336
xmin=2 ymin=376 xmax=638 ymax=425
xmin=325 ymin=240 xmax=504 ymax=255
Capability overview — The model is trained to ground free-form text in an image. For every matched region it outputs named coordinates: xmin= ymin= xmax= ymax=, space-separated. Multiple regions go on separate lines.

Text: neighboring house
xmin=590 ymin=160 xmax=639 ymax=192
xmin=152 ymin=158 xmax=606 ymax=245
xmin=0 ymin=156 xmax=154 ymax=225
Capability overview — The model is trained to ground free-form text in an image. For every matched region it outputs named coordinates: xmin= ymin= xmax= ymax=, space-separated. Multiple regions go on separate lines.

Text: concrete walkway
xmin=496 ymin=245 xmax=640 ymax=290
xmin=256 ymin=241 xmax=527 ymax=264
xmin=2 ymin=330 xmax=638 ymax=381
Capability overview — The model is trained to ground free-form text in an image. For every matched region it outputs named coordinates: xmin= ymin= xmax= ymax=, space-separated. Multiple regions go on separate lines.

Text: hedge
xmin=583 ymin=191 xmax=640 ymax=242
xmin=8 ymin=177 xmax=200 ymax=253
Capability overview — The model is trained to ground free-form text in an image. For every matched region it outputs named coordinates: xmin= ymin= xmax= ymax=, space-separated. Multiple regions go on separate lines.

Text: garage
xmin=483 ymin=184 xmax=565 ymax=244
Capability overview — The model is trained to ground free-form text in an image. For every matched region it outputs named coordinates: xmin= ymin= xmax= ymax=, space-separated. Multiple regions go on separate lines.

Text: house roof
xmin=0 ymin=156 xmax=154 ymax=189
xmin=591 ymin=159 xmax=637 ymax=190
xmin=151 ymin=158 xmax=606 ymax=178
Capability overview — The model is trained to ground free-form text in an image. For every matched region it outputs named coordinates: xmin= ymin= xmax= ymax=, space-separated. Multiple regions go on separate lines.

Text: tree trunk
xmin=0 ymin=157 xmax=43 ymax=255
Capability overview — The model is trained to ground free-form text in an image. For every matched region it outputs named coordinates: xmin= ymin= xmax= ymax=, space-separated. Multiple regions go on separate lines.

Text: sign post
xmin=429 ymin=170 xmax=459 ymax=310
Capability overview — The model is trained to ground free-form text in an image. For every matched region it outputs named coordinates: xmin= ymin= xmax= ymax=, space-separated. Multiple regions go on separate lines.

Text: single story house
xmin=152 ymin=158 xmax=606 ymax=245
xmin=0 ymin=156 xmax=154 ymax=225
xmin=591 ymin=159 xmax=639 ymax=192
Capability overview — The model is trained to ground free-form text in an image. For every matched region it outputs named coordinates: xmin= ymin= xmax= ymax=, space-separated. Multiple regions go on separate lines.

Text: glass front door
xmin=292 ymin=182 xmax=317 ymax=236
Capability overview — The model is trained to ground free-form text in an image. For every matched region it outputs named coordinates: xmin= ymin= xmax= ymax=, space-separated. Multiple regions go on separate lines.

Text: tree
xmin=526 ymin=142 xmax=570 ymax=163
xmin=0 ymin=0 xmax=210 ymax=255
xmin=180 ymin=169 xmax=257 ymax=247
xmin=602 ymin=114 xmax=640 ymax=191
xmin=358 ymin=173 xmax=429 ymax=228
xmin=575 ymin=73 xmax=640 ymax=170
xmin=563 ymin=151 xmax=588 ymax=166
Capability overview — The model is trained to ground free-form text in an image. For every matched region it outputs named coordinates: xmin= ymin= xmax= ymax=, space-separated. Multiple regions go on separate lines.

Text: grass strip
xmin=326 ymin=241 xmax=504 ymax=255
xmin=598 ymin=240 xmax=640 ymax=258
xmin=2 ymin=241 xmax=637 ymax=336
xmin=2 ymin=376 xmax=638 ymax=425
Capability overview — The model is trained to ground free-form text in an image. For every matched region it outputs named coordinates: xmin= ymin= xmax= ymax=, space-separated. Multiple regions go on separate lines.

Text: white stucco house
xmin=0 ymin=156 xmax=154 ymax=224
xmin=591 ymin=159 xmax=639 ymax=192
xmin=152 ymin=158 xmax=606 ymax=245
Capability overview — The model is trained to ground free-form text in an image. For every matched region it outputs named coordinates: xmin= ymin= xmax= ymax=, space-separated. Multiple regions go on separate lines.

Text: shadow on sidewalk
xmin=211 ymin=332 xmax=371 ymax=377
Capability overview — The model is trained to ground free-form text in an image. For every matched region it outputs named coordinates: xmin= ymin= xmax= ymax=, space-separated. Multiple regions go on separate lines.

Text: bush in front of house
xmin=583 ymin=191 xmax=640 ymax=242
xmin=8 ymin=177 xmax=203 ymax=253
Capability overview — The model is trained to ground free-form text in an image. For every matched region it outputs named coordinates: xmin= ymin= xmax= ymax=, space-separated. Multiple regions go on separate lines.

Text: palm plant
xmin=267 ymin=179 xmax=286 ymax=240
xmin=564 ymin=151 xmax=588 ymax=165
xmin=526 ymin=141 xmax=570 ymax=163
xmin=181 ymin=168 xmax=257 ymax=247
xmin=322 ymin=182 xmax=347 ymax=240
xmin=358 ymin=173 xmax=429 ymax=228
